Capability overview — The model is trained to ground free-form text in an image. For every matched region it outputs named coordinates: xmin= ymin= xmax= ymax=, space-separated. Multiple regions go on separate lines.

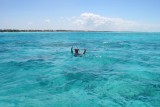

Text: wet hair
xmin=74 ymin=49 xmax=79 ymax=53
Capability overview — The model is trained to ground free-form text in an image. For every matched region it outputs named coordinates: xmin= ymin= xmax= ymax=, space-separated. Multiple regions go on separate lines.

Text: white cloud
xmin=44 ymin=19 xmax=51 ymax=23
xmin=2 ymin=13 xmax=159 ymax=31
xmin=72 ymin=13 xmax=160 ymax=31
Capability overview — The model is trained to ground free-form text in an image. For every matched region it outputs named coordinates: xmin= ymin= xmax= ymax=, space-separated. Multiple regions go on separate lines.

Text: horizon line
xmin=1 ymin=29 xmax=160 ymax=33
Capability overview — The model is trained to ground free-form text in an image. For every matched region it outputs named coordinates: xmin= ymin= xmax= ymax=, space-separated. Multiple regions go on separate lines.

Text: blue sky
xmin=1 ymin=0 xmax=160 ymax=31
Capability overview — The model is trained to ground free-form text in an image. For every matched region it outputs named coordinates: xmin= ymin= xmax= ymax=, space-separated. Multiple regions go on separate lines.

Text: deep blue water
xmin=0 ymin=32 xmax=160 ymax=107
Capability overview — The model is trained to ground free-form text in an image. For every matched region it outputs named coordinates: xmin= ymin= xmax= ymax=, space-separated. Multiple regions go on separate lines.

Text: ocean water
xmin=0 ymin=32 xmax=160 ymax=107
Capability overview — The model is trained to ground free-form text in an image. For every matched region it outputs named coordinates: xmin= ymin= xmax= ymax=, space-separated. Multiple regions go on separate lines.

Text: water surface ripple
xmin=0 ymin=32 xmax=160 ymax=107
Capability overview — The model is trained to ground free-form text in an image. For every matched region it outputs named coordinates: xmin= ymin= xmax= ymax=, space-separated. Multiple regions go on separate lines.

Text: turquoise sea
xmin=0 ymin=32 xmax=160 ymax=107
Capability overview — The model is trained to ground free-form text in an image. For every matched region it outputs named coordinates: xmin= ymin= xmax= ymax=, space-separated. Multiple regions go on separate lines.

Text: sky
xmin=0 ymin=0 xmax=160 ymax=31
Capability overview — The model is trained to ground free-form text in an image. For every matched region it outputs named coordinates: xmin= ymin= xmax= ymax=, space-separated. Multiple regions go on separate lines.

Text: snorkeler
xmin=71 ymin=46 xmax=86 ymax=57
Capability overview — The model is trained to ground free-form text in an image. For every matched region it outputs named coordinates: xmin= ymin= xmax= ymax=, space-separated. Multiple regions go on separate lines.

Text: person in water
xmin=71 ymin=46 xmax=86 ymax=57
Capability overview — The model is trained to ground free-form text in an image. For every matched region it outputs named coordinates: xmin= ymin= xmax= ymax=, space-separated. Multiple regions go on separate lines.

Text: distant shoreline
xmin=0 ymin=29 xmax=135 ymax=32
xmin=0 ymin=29 xmax=111 ymax=32
xmin=0 ymin=29 xmax=159 ymax=33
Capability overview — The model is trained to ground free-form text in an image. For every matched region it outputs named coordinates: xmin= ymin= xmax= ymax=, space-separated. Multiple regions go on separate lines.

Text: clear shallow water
xmin=0 ymin=32 xmax=160 ymax=107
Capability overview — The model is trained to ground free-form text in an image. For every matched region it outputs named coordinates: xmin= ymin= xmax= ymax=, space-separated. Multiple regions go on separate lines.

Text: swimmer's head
xmin=74 ymin=49 xmax=79 ymax=54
